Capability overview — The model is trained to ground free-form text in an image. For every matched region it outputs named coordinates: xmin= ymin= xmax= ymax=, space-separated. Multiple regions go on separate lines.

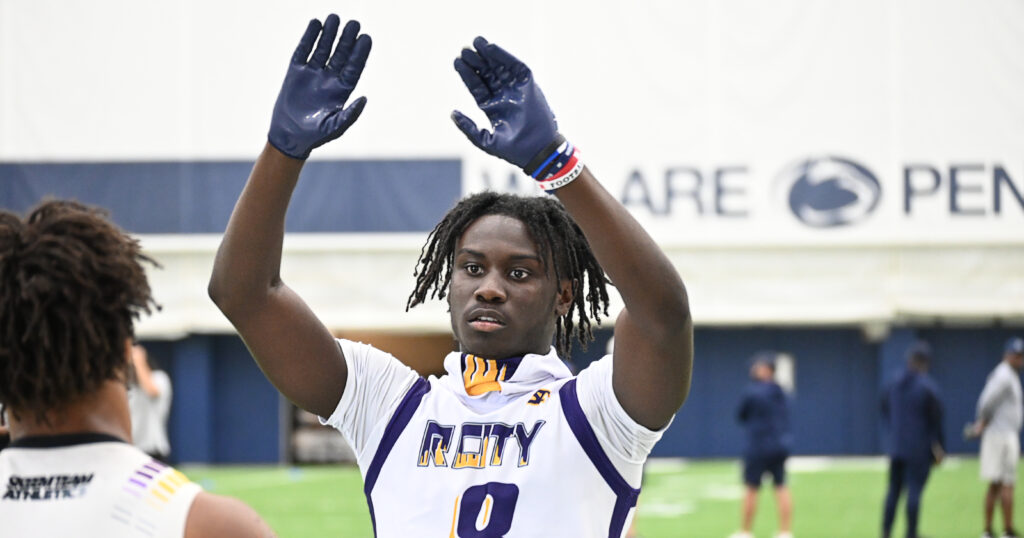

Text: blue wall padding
xmin=0 ymin=160 xmax=461 ymax=233
xmin=144 ymin=327 xmax=1020 ymax=462
xmin=145 ymin=335 xmax=282 ymax=464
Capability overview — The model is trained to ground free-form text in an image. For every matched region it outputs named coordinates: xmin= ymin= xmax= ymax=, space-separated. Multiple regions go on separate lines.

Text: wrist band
xmin=524 ymin=136 xmax=585 ymax=193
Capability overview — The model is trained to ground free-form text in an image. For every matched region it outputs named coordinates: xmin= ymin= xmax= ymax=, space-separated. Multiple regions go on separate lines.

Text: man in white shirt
xmin=970 ymin=337 xmax=1024 ymax=538
xmin=128 ymin=344 xmax=173 ymax=462
xmin=209 ymin=13 xmax=693 ymax=536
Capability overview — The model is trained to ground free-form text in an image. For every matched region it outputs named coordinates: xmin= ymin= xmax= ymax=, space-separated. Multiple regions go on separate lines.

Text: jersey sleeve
xmin=319 ymin=339 xmax=421 ymax=458
xmin=156 ymin=465 xmax=203 ymax=537
xmin=574 ymin=355 xmax=671 ymax=465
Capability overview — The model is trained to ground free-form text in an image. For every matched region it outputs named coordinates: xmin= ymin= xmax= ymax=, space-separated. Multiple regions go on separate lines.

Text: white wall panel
xmin=135 ymin=235 xmax=1024 ymax=337
xmin=3 ymin=1 xmax=1022 ymax=333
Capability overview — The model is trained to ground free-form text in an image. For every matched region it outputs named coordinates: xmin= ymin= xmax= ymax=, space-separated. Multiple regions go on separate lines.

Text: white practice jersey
xmin=321 ymin=339 xmax=669 ymax=537
xmin=0 ymin=433 xmax=201 ymax=537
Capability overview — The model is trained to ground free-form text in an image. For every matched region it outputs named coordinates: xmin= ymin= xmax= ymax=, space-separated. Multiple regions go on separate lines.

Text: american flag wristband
xmin=523 ymin=135 xmax=585 ymax=193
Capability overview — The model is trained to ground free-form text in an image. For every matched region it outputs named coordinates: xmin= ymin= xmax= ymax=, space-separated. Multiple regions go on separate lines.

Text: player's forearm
xmin=131 ymin=346 xmax=161 ymax=397
xmin=210 ymin=15 xmax=368 ymax=318
xmin=977 ymin=383 xmax=1008 ymax=422
xmin=556 ymin=168 xmax=691 ymax=343
xmin=738 ymin=405 xmax=749 ymax=423
xmin=209 ymin=143 xmax=304 ymax=316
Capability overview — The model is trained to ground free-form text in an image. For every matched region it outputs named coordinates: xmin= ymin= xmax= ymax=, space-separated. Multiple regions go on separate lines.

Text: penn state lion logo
xmin=778 ymin=156 xmax=881 ymax=228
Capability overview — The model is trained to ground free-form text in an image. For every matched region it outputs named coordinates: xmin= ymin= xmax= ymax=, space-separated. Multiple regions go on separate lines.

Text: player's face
xmin=448 ymin=214 xmax=571 ymax=360
xmin=750 ymin=363 xmax=771 ymax=381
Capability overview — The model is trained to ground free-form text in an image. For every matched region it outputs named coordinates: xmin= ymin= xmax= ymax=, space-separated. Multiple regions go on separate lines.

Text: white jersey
xmin=321 ymin=339 xmax=669 ymax=537
xmin=0 ymin=433 xmax=202 ymax=537
xmin=977 ymin=361 xmax=1024 ymax=435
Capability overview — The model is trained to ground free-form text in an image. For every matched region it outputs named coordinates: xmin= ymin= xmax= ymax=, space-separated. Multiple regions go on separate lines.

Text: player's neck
xmin=7 ymin=380 xmax=132 ymax=443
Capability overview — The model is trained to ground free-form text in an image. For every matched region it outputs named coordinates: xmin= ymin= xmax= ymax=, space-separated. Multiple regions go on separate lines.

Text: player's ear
xmin=554 ymin=279 xmax=573 ymax=317
xmin=122 ymin=338 xmax=137 ymax=385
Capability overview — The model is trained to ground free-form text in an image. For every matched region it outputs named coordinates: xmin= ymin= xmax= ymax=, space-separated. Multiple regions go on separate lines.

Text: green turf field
xmin=182 ymin=456 xmax=1015 ymax=537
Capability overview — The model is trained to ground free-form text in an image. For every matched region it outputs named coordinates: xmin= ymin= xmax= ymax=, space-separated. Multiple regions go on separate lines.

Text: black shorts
xmin=743 ymin=452 xmax=788 ymax=487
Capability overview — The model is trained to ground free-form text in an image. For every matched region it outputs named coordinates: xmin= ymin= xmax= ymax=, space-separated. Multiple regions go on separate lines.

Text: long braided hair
xmin=407 ymin=192 xmax=610 ymax=356
xmin=0 ymin=200 xmax=157 ymax=423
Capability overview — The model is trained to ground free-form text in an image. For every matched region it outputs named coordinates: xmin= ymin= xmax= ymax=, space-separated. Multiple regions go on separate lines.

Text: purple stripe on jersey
xmin=363 ymin=376 xmax=431 ymax=536
xmin=559 ymin=378 xmax=642 ymax=538
xmin=128 ymin=478 xmax=147 ymax=488
xmin=135 ymin=470 xmax=153 ymax=479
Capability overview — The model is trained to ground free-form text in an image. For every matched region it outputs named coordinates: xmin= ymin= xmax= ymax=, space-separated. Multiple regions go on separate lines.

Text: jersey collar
xmin=7 ymin=432 xmax=127 ymax=449
xmin=444 ymin=347 xmax=572 ymax=398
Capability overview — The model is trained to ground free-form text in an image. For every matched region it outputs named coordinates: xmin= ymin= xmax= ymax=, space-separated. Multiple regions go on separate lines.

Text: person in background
xmin=880 ymin=341 xmax=944 ymax=538
xmin=0 ymin=200 xmax=273 ymax=537
xmin=731 ymin=352 xmax=793 ymax=538
xmin=968 ymin=337 xmax=1024 ymax=538
xmin=128 ymin=344 xmax=173 ymax=463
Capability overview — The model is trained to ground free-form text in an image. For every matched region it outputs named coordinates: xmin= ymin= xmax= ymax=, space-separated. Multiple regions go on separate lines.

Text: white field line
xmin=637 ymin=456 xmax=972 ymax=518
xmin=645 ymin=455 xmax=969 ymax=474
xmin=178 ymin=466 xmax=348 ymax=494
xmin=179 ymin=456 xmax=970 ymax=507
xmin=642 ymin=501 xmax=696 ymax=516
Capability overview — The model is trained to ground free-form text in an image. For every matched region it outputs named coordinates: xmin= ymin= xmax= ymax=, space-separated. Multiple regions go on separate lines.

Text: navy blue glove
xmin=268 ymin=15 xmax=371 ymax=160
xmin=451 ymin=38 xmax=561 ymax=172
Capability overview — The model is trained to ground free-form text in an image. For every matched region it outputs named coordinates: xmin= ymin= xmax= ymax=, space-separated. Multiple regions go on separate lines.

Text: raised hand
xmin=268 ymin=15 xmax=371 ymax=160
xmin=451 ymin=37 xmax=561 ymax=172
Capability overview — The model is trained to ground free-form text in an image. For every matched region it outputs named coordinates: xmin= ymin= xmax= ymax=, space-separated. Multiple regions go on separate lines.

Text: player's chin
xmin=459 ymin=331 xmax=514 ymax=360
xmin=460 ymin=335 xmax=498 ymax=356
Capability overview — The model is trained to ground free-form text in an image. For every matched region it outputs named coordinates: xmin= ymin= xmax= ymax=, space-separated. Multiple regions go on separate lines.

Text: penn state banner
xmin=466 ymin=154 xmax=1024 ymax=247
xmin=1 ymin=0 xmax=1022 ymax=334
xmin=455 ymin=1 xmax=1024 ymax=247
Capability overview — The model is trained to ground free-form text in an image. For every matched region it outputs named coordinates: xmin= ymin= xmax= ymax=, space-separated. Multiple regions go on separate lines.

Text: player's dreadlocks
xmin=0 ymin=200 xmax=157 ymax=423
xmin=407 ymin=192 xmax=610 ymax=356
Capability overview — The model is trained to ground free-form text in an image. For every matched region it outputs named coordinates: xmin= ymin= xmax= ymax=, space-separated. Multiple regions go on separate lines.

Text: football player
xmin=0 ymin=200 xmax=273 ymax=537
xmin=210 ymin=14 xmax=693 ymax=536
